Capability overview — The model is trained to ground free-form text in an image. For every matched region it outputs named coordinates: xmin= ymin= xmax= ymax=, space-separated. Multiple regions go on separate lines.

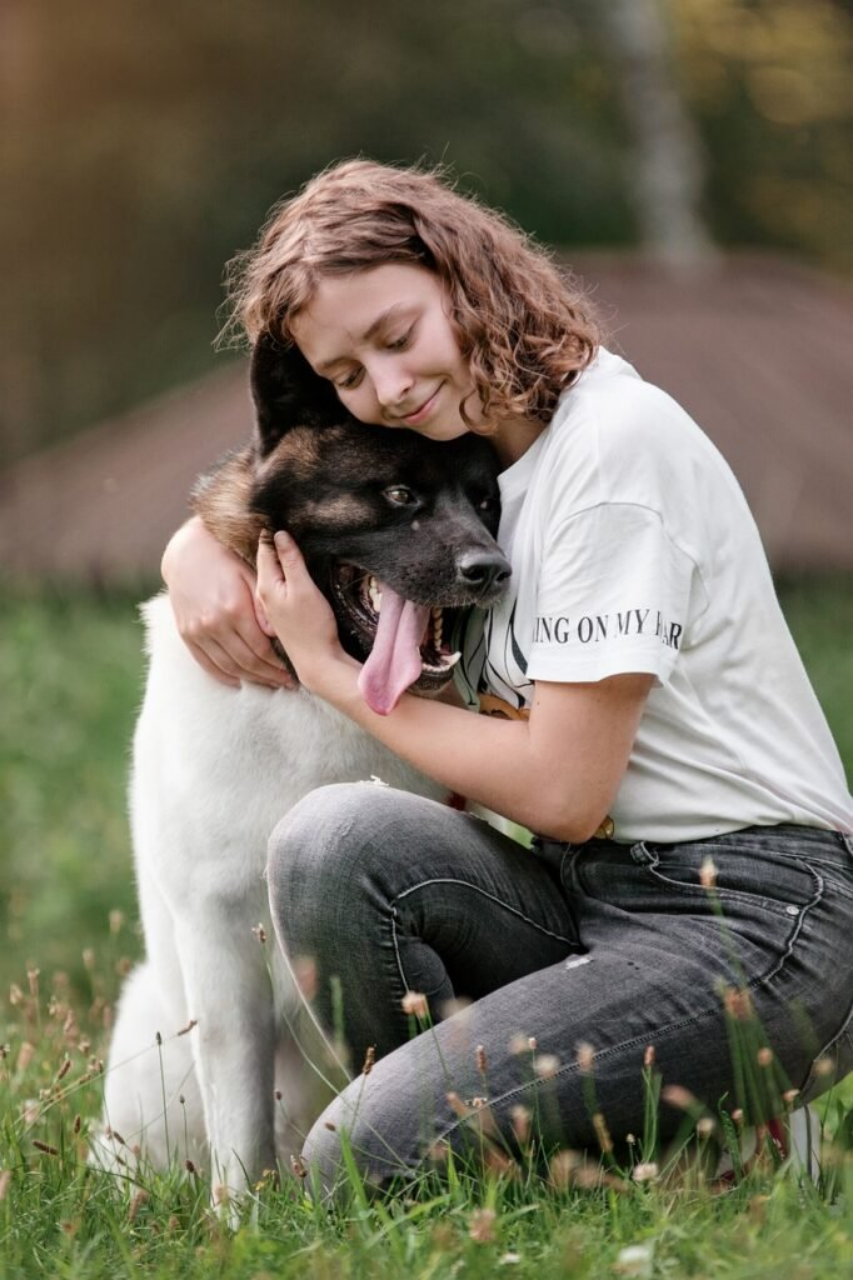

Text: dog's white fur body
xmin=94 ymin=593 xmax=448 ymax=1192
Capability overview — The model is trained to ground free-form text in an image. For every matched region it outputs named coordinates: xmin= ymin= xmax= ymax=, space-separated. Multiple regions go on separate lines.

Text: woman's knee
xmin=266 ymin=781 xmax=427 ymax=922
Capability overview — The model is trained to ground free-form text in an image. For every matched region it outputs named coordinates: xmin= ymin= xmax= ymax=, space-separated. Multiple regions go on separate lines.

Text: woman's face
xmin=290 ymin=264 xmax=483 ymax=441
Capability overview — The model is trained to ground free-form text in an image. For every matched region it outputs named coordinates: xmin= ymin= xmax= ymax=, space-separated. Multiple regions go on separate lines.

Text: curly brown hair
xmin=223 ymin=159 xmax=601 ymax=427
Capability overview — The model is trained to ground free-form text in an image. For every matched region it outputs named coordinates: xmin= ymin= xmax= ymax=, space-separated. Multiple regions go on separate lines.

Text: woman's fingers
xmin=179 ymin=587 xmax=296 ymax=689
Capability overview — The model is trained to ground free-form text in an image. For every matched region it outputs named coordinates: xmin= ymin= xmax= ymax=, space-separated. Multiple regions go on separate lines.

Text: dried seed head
xmin=0 ymin=1170 xmax=11 ymax=1201
xmin=401 ymin=991 xmax=429 ymax=1018
xmin=626 ymin=1133 xmax=636 ymax=1145
xmin=757 ymin=1047 xmax=774 ymax=1067
xmin=696 ymin=1116 xmax=716 ymax=1138
xmin=534 ymin=1053 xmax=560 ymax=1080
xmin=782 ymin=1088 xmax=800 ymax=1107
xmin=16 ymin=1042 xmax=35 ymax=1073
xmin=177 ymin=1020 xmax=197 ymax=1037
xmin=723 ymin=987 xmax=753 ymax=1022
xmin=9 ymin=985 xmax=23 ymax=1007
xmin=632 ymin=1161 xmax=659 ymax=1183
xmin=592 ymin=1112 xmax=614 ymax=1154
xmin=699 ymin=857 xmax=718 ymax=889
xmin=548 ymin=1149 xmax=580 ymax=1189
xmin=290 ymin=1154 xmax=308 ymax=1179
xmin=470 ymin=1096 xmax=489 ymax=1109
xmin=361 ymin=1044 xmax=376 ymax=1076
xmin=476 ymin=1044 xmax=487 ymax=1074
xmin=56 ymin=1059 xmax=71 ymax=1082
xmin=428 ymin=1139 xmax=450 ymax=1164
xmin=109 ymin=909 xmax=125 ymax=936
xmin=527 ymin=1036 xmax=538 ymax=1052
xmin=643 ymin=1045 xmax=656 ymax=1069
xmin=73 ymin=1115 xmax=81 ymax=1135
xmin=731 ymin=1108 xmax=744 ymax=1127
xmin=814 ymin=1056 xmax=835 ymax=1079
xmin=292 ymin=956 xmax=318 ymax=1001
xmin=439 ymin=997 xmax=472 ymax=1019
xmin=82 ymin=949 xmax=96 ymax=972
xmin=446 ymin=1091 xmax=472 ymax=1118
xmin=128 ymin=1189 xmax=149 ymax=1222
xmin=510 ymin=1104 xmax=532 ymax=1146
xmin=614 ymin=1243 xmax=654 ymax=1276
xmin=509 ymin=1034 xmax=530 ymax=1056
xmin=468 ymin=1207 xmax=497 ymax=1244
xmin=32 ymin=1140 xmax=60 ymax=1156
xmin=185 ymin=1159 xmax=197 ymax=1174
xmin=576 ymin=1042 xmax=595 ymax=1073
xmin=661 ymin=1084 xmax=698 ymax=1112
xmin=26 ymin=969 xmax=40 ymax=999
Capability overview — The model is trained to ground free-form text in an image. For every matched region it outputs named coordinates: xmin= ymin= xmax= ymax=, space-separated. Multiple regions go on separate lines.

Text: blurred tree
xmin=599 ymin=0 xmax=716 ymax=264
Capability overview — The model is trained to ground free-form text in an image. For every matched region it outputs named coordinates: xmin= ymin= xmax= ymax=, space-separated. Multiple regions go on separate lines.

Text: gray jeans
xmin=266 ymin=783 xmax=853 ymax=1189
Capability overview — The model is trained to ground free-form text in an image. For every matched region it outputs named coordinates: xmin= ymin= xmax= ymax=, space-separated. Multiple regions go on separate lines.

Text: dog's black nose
xmin=457 ymin=551 xmax=512 ymax=592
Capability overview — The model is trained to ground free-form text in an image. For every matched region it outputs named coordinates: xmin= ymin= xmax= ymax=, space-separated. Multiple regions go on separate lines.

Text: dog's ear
xmin=251 ymin=332 xmax=344 ymax=456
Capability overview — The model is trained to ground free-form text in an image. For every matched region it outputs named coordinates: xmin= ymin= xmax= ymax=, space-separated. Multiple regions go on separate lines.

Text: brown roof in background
xmin=1 ymin=253 xmax=851 ymax=585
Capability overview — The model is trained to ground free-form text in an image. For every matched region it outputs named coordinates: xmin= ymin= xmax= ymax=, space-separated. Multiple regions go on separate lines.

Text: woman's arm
xmin=257 ymin=533 xmax=651 ymax=840
xmin=162 ymin=517 xmax=296 ymax=689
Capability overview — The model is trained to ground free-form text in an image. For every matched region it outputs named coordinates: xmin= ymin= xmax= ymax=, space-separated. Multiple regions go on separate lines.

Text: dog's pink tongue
xmin=357 ymin=586 xmax=429 ymax=716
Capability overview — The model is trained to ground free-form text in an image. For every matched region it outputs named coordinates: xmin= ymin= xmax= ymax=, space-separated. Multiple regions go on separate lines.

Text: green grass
xmin=1 ymin=580 xmax=851 ymax=1278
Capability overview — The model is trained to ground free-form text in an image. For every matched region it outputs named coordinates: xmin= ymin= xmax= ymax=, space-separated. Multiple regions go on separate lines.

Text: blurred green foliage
xmin=0 ymin=580 xmax=850 ymax=1008
xmin=2 ymin=0 xmax=850 ymax=463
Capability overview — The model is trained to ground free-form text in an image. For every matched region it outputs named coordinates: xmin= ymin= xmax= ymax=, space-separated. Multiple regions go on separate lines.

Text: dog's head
xmin=194 ymin=334 xmax=511 ymax=713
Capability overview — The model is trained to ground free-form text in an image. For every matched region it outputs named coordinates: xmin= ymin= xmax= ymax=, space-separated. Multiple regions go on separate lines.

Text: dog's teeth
xmin=367 ymin=577 xmax=383 ymax=612
xmin=431 ymin=606 xmax=442 ymax=619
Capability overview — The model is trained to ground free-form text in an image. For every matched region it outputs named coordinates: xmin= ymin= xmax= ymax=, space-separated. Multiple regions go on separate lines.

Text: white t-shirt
xmin=458 ymin=349 xmax=852 ymax=843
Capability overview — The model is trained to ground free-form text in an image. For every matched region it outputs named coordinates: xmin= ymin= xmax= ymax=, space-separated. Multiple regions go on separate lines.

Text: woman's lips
xmin=401 ymin=383 xmax=444 ymax=427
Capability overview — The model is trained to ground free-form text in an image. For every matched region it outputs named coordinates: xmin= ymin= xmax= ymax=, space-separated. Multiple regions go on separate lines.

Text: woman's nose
xmin=371 ymin=360 xmax=413 ymax=409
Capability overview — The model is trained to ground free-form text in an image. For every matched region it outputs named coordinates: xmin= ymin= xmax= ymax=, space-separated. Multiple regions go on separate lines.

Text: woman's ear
xmin=251 ymin=332 xmax=347 ymax=456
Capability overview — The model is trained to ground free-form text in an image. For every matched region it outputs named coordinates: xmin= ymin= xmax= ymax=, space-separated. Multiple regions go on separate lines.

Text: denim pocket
xmin=630 ymin=841 xmax=821 ymax=921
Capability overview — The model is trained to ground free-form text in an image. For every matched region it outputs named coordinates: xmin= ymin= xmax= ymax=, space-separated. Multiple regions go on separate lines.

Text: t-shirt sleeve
xmin=526 ymin=502 xmax=697 ymax=685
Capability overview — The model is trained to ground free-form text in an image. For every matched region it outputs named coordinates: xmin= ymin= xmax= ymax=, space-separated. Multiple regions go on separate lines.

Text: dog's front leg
xmin=176 ymin=921 xmax=277 ymax=1201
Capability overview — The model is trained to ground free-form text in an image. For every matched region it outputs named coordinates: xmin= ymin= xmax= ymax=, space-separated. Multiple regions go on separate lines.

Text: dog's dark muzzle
xmin=456 ymin=550 xmax=512 ymax=598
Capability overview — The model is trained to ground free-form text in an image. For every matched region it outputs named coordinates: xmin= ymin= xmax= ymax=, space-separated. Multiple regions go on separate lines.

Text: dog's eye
xmin=383 ymin=486 xmax=416 ymax=507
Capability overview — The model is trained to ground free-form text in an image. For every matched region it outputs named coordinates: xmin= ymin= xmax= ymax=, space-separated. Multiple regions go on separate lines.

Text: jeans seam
xmin=757 ymin=862 xmax=824 ymax=986
xmin=387 ymin=878 xmax=577 ymax=1001
xmin=798 ymin=993 xmax=853 ymax=1099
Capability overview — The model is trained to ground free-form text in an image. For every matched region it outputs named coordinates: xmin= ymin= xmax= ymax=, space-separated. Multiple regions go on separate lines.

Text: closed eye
xmin=335 ymin=366 xmax=364 ymax=390
xmin=386 ymin=326 xmax=415 ymax=352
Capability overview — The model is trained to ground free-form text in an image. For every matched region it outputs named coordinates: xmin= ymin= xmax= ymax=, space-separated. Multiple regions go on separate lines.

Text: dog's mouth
xmin=332 ymin=564 xmax=462 ymax=716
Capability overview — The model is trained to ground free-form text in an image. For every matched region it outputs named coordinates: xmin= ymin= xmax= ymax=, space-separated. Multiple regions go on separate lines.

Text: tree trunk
xmin=602 ymin=0 xmax=716 ymax=266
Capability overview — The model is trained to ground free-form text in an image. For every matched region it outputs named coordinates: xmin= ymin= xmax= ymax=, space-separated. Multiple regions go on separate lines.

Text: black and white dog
xmin=92 ymin=337 xmax=510 ymax=1199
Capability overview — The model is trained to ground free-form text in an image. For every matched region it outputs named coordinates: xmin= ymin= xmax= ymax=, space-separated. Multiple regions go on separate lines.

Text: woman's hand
xmin=256 ymin=531 xmax=351 ymax=690
xmin=161 ymin=517 xmax=296 ymax=690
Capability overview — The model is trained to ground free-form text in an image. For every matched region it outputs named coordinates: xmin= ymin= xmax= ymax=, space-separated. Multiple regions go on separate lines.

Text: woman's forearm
xmin=302 ymin=655 xmax=644 ymax=841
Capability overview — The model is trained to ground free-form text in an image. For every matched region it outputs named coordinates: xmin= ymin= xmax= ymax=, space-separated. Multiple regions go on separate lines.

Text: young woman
xmin=163 ymin=160 xmax=852 ymax=1189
